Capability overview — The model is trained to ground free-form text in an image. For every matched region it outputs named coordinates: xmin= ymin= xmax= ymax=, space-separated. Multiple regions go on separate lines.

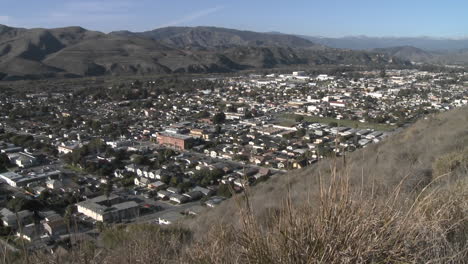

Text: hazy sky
xmin=1 ymin=0 xmax=467 ymax=37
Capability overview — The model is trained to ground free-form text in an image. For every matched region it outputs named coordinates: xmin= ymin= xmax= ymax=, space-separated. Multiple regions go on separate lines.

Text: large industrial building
xmin=76 ymin=195 xmax=140 ymax=223
xmin=0 ymin=170 xmax=60 ymax=188
xmin=157 ymin=132 xmax=194 ymax=150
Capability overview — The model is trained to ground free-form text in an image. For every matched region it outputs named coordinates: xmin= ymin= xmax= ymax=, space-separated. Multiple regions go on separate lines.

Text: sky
xmin=1 ymin=0 xmax=467 ymax=38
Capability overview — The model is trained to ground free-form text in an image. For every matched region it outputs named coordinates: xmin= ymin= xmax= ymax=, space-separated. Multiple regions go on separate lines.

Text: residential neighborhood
xmin=0 ymin=68 xmax=467 ymax=253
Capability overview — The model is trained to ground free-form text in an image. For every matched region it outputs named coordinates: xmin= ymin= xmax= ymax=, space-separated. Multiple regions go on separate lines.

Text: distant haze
xmin=299 ymin=36 xmax=468 ymax=51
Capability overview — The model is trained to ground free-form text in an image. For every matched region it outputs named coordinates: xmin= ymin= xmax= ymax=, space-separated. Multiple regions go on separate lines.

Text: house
xmin=185 ymin=205 xmax=205 ymax=216
xmin=234 ymin=178 xmax=249 ymax=188
xmin=148 ymin=181 xmax=167 ymax=190
xmin=1 ymin=208 xmax=34 ymax=228
xmin=46 ymin=180 xmax=63 ymax=190
xmin=158 ymin=212 xmax=184 ymax=225
xmin=205 ymin=196 xmax=226 ymax=208
xmin=134 ymin=177 xmax=151 ymax=187
xmin=16 ymin=223 xmax=43 ymax=242
xmin=43 ymin=217 xmax=67 ymax=237
xmin=192 ymin=186 xmax=214 ymax=196
xmin=329 ymin=101 xmax=346 ymax=108
xmin=0 ymin=146 xmax=23 ymax=154
xmin=292 ymin=159 xmax=307 ymax=169
xmin=58 ymin=142 xmax=81 ymax=154
xmin=137 ymin=166 xmax=150 ymax=177
xmin=366 ymin=131 xmax=383 ymax=139
xmin=32 ymin=186 xmax=47 ymax=195
xmin=183 ymin=191 xmax=203 ymax=201
xmin=8 ymin=152 xmax=38 ymax=168
xmin=157 ymin=190 xmax=171 ymax=200
xmin=167 ymin=187 xmax=181 ymax=194
xmin=236 ymin=167 xmax=259 ymax=177
xmin=251 ymin=155 xmax=266 ymax=165
xmin=125 ymin=164 xmax=138 ymax=173
xmin=114 ymin=169 xmax=125 ymax=178
xmin=106 ymin=140 xmax=132 ymax=149
xmin=38 ymin=210 xmax=61 ymax=222
xmin=254 ymin=168 xmax=271 ymax=180
xmin=169 ymin=194 xmax=189 ymax=204
xmin=147 ymin=170 xmax=160 ymax=179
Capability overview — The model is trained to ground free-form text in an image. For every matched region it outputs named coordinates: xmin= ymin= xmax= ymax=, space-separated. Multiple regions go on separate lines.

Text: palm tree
xmin=104 ymin=177 xmax=113 ymax=207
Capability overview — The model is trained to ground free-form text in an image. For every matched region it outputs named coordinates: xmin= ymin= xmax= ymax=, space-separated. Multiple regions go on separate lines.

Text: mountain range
xmin=109 ymin=26 xmax=322 ymax=50
xmin=0 ymin=25 xmax=408 ymax=81
xmin=301 ymin=35 xmax=468 ymax=51
xmin=297 ymin=35 xmax=468 ymax=65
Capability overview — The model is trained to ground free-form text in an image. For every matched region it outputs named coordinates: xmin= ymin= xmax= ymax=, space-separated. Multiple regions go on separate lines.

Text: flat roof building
xmin=76 ymin=195 xmax=140 ymax=223
xmin=0 ymin=171 xmax=60 ymax=188
xmin=157 ymin=132 xmax=194 ymax=150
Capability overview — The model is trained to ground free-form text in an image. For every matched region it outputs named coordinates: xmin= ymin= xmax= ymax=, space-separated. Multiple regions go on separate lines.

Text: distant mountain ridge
xmin=301 ymin=35 xmax=468 ymax=51
xmin=0 ymin=24 xmax=409 ymax=81
xmin=371 ymin=46 xmax=435 ymax=63
xmin=284 ymin=34 xmax=468 ymax=65
xmin=109 ymin=26 xmax=322 ymax=50
xmin=369 ymin=46 xmax=468 ymax=65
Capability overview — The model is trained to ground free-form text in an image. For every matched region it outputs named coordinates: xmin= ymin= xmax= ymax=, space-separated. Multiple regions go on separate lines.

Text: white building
xmin=76 ymin=195 xmax=140 ymax=223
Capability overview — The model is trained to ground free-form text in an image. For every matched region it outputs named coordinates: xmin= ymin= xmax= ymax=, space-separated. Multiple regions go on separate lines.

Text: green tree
xmin=7 ymin=197 xmax=43 ymax=212
xmin=0 ymin=153 xmax=12 ymax=171
xmin=38 ymin=190 xmax=51 ymax=201
xmin=170 ymin=176 xmax=181 ymax=187
xmin=317 ymin=144 xmax=333 ymax=158
xmin=104 ymin=178 xmax=113 ymax=206
xmin=0 ymin=226 xmax=12 ymax=236
xmin=379 ymin=68 xmax=386 ymax=78
xmin=177 ymin=182 xmax=193 ymax=193
xmin=194 ymin=110 xmax=210 ymax=119
xmin=212 ymin=112 xmax=226 ymax=124
xmin=296 ymin=128 xmax=306 ymax=138
xmin=295 ymin=115 xmax=304 ymax=122
xmin=64 ymin=205 xmax=74 ymax=230
xmin=217 ymin=184 xmax=233 ymax=198
xmin=91 ymin=120 xmax=101 ymax=131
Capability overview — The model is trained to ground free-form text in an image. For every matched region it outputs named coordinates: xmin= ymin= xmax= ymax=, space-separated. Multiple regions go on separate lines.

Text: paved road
xmin=133 ymin=200 xmax=200 ymax=224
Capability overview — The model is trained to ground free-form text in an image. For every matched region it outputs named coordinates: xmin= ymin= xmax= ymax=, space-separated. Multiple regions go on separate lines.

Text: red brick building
xmin=157 ymin=132 xmax=193 ymax=150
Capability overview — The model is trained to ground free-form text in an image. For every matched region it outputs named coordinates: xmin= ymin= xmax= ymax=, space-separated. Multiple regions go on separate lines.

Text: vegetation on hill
xmin=110 ymin=26 xmax=321 ymax=50
xmin=4 ymin=107 xmax=468 ymax=263
xmin=0 ymin=24 xmax=410 ymax=81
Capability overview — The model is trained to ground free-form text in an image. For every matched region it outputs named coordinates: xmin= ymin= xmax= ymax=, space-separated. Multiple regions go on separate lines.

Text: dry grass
xmin=187 ymin=165 xmax=468 ymax=264
xmin=7 ymin=224 xmax=191 ymax=264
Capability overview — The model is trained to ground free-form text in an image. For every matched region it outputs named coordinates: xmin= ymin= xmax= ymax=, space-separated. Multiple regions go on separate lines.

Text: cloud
xmin=0 ymin=15 xmax=10 ymax=24
xmin=157 ymin=6 xmax=224 ymax=28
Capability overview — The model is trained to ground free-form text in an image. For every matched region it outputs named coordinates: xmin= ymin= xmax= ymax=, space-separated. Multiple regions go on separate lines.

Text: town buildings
xmin=76 ymin=195 xmax=140 ymax=223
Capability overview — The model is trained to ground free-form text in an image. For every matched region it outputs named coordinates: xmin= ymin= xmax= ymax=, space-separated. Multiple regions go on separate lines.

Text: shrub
xmin=433 ymin=147 xmax=468 ymax=177
xmin=188 ymin=170 xmax=468 ymax=264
